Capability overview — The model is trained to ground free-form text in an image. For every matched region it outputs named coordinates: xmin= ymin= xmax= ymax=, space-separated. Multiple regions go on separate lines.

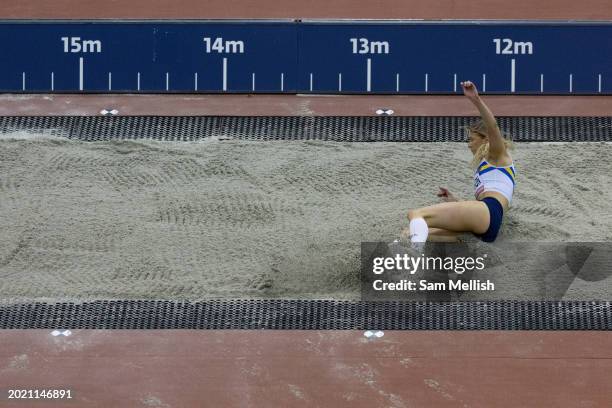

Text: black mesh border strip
xmin=1 ymin=116 xmax=612 ymax=142
xmin=1 ymin=300 xmax=610 ymax=330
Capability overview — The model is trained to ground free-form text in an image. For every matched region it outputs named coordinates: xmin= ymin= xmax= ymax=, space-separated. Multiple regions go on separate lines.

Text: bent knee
xmin=407 ymin=208 xmax=428 ymax=220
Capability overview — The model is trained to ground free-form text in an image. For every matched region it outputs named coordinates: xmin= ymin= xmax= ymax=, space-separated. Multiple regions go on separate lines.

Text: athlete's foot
xmin=399 ymin=227 xmax=411 ymax=245
xmin=387 ymin=239 xmax=407 ymax=256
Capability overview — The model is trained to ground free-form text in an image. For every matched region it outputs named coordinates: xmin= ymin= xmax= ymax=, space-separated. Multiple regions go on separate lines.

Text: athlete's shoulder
xmin=485 ymin=153 xmax=513 ymax=168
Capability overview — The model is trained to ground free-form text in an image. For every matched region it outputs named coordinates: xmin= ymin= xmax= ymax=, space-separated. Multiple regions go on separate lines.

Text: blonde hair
xmin=465 ymin=120 xmax=514 ymax=168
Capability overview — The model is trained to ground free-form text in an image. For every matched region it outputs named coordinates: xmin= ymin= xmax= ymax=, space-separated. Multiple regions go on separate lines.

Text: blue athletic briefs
xmin=475 ymin=197 xmax=504 ymax=242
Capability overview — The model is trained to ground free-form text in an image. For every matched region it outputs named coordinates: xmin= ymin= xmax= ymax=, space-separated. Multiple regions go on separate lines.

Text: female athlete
xmin=406 ymin=80 xmax=516 ymax=244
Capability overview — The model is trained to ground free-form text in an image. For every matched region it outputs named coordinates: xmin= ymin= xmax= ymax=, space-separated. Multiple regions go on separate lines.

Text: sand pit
xmin=1 ymin=132 xmax=611 ymax=302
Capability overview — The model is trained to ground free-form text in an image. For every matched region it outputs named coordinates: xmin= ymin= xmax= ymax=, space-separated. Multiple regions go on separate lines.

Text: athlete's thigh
xmin=428 ymin=227 xmax=461 ymax=242
xmin=418 ymin=201 xmax=490 ymax=234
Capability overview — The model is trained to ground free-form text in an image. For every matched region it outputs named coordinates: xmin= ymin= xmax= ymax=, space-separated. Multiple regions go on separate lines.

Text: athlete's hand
xmin=437 ymin=187 xmax=458 ymax=202
xmin=461 ymin=81 xmax=480 ymax=101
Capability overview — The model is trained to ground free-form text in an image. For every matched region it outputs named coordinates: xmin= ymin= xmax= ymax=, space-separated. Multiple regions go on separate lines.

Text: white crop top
xmin=473 ymin=160 xmax=516 ymax=203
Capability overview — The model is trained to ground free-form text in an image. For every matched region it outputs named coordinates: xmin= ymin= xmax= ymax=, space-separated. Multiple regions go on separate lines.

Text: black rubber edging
xmin=2 ymin=116 xmax=612 ymax=142
xmin=1 ymin=300 xmax=610 ymax=330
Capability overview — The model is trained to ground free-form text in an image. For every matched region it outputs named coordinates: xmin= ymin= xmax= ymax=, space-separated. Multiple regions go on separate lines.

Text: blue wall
xmin=1 ymin=21 xmax=610 ymax=94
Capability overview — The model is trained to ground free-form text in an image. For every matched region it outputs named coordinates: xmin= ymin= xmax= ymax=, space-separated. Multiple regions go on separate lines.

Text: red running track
xmin=1 ymin=1 xmax=611 ymax=407
xmin=1 ymin=0 xmax=611 ymax=20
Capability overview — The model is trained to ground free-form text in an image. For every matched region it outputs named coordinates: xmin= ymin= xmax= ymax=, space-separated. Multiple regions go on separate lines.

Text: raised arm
xmin=461 ymin=81 xmax=506 ymax=159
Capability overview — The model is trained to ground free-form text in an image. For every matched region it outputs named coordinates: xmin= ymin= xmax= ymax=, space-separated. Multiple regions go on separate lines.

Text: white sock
xmin=409 ymin=218 xmax=429 ymax=250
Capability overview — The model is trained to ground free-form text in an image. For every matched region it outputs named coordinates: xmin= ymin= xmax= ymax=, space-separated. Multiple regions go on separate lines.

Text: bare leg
xmin=428 ymin=227 xmax=461 ymax=242
xmin=407 ymin=201 xmax=490 ymax=235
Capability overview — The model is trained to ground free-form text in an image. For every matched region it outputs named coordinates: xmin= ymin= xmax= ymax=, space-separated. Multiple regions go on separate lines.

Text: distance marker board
xmin=1 ymin=20 xmax=611 ymax=94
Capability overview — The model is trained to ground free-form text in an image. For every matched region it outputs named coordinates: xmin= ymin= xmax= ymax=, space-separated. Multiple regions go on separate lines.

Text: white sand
xmin=1 ymin=132 xmax=611 ymax=302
